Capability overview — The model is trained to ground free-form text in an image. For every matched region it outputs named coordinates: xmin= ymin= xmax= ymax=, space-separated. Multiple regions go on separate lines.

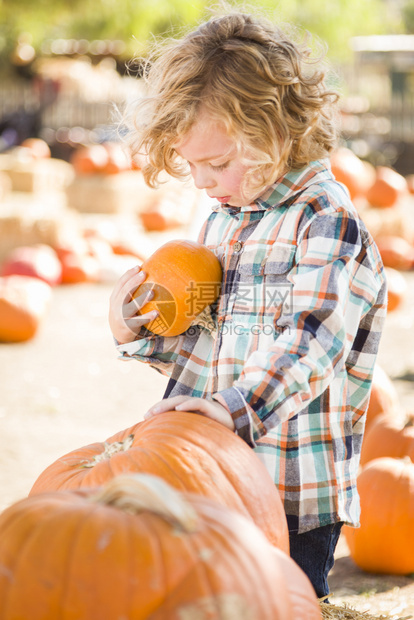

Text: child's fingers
xmin=175 ymin=398 xmax=208 ymax=414
xmin=110 ymin=268 xmax=147 ymax=307
xmin=123 ymin=289 xmax=154 ymax=318
xmin=125 ymin=309 xmax=158 ymax=332
xmin=145 ymin=396 xmax=191 ymax=418
xmin=114 ymin=265 xmax=143 ymax=291
xmin=175 ymin=398 xmax=235 ymax=431
xmin=140 ymin=309 xmax=158 ymax=324
xmin=126 ymin=310 xmax=158 ymax=324
xmin=121 ymin=271 xmax=148 ymax=303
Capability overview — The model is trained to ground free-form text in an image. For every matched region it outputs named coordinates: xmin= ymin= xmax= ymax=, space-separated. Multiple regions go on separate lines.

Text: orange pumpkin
xmin=343 ymin=457 xmax=414 ymax=574
xmin=330 ymin=147 xmax=374 ymax=200
xmin=59 ymin=252 xmax=100 ymax=284
xmin=375 ymin=235 xmax=414 ymax=271
xmin=365 ymin=364 xmax=400 ymax=430
xmin=111 ymin=240 xmax=146 ymax=261
xmin=139 ymin=199 xmax=186 ymax=232
xmin=1 ymin=244 xmax=62 ymax=286
xmin=0 ymin=475 xmax=321 ymax=620
xmin=81 ymin=226 xmax=147 ymax=262
xmin=20 ymin=137 xmax=51 ymax=159
xmin=0 ymin=275 xmax=52 ymax=342
xmin=361 ymin=412 xmax=414 ymax=465
xmin=366 ymin=166 xmax=408 ymax=208
xmin=102 ymin=142 xmax=130 ymax=174
xmin=384 ymin=266 xmax=407 ymax=312
xmin=134 ymin=239 xmax=222 ymax=337
xmin=30 ymin=411 xmax=289 ymax=553
xmin=70 ymin=144 xmax=109 ymax=175
xmin=54 ymin=239 xmax=101 ymax=284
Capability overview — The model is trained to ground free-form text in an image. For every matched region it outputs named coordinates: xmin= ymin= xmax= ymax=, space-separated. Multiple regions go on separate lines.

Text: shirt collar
xmin=211 ymin=158 xmax=333 ymax=214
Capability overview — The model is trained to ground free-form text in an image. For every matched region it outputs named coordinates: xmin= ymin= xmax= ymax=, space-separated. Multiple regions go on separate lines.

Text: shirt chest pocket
xmin=230 ymin=243 xmax=296 ymax=319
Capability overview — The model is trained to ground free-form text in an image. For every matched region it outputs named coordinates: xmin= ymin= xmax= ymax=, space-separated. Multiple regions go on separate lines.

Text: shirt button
xmin=233 ymin=241 xmax=242 ymax=252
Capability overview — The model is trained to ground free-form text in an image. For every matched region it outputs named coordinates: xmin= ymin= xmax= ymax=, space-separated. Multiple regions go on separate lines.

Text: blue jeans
xmin=288 ymin=522 xmax=343 ymax=600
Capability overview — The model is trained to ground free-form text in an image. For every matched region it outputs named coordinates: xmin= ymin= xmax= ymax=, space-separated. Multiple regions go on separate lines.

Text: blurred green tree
xmin=0 ymin=0 xmax=405 ymax=73
xmin=402 ymin=0 xmax=414 ymax=32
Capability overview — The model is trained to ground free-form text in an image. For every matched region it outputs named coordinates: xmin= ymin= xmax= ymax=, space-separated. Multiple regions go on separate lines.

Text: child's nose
xmin=192 ymin=167 xmax=216 ymax=190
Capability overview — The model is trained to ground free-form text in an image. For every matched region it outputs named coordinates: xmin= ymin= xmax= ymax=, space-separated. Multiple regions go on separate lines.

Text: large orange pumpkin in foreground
xmin=134 ymin=239 xmax=222 ymax=337
xmin=30 ymin=411 xmax=289 ymax=552
xmin=344 ymin=457 xmax=414 ymax=575
xmin=0 ymin=475 xmax=321 ymax=620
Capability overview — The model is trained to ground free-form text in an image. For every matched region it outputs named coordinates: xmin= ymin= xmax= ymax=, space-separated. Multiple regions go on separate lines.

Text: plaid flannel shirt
xmin=117 ymin=159 xmax=387 ymax=533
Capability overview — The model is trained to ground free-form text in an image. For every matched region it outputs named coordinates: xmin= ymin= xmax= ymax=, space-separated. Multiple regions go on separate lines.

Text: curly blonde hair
xmin=124 ymin=11 xmax=339 ymax=192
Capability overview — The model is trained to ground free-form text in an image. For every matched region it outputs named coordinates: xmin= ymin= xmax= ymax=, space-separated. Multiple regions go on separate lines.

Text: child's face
xmin=174 ymin=111 xmax=262 ymax=207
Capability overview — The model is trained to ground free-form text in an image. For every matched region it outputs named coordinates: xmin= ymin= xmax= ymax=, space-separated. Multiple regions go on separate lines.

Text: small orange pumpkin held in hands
xmin=30 ymin=410 xmax=289 ymax=553
xmin=134 ymin=239 xmax=222 ymax=337
xmin=343 ymin=457 xmax=414 ymax=575
xmin=0 ymin=275 xmax=52 ymax=342
xmin=0 ymin=475 xmax=322 ymax=620
xmin=360 ymin=411 xmax=414 ymax=465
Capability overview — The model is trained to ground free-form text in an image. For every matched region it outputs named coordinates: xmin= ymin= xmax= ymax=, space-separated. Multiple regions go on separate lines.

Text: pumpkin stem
xmin=90 ymin=474 xmax=199 ymax=533
xmin=81 ymin=434 xmax=135 ymax=468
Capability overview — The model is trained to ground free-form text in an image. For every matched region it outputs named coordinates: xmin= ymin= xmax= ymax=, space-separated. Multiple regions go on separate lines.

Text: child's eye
xmin=210 ymin=161 xmax=229 ymax=172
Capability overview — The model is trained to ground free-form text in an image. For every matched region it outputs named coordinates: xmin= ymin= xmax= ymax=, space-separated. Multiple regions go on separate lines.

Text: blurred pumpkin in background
xmin=375 ymin=235 xmax=414 ymax=271
xmin=0 ymin=275 xmax=52 ymax=342
xmin=20 ymin=137 xmax=51 ymax=159
xmin=366 ymin=166 xmax=408 ymax=208
xmin=1 ymin=244 xmax=62 ymax=286
xmin=330 ymin=147 xmax=375 ymax=201
xmin=70 ymin=144 xmax=110 ymax=175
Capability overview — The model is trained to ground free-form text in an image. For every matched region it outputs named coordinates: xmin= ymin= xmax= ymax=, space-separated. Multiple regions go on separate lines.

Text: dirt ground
xmin=1 ymin=210 xmax=414 ymax=617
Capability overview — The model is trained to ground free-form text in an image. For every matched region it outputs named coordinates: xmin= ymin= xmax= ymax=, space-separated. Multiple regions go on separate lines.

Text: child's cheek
xmin=221 ymin=168 xmax=244 ymax=194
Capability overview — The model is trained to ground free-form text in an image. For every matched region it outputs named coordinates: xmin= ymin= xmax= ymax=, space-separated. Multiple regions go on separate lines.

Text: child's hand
xmin=144 ymin=395 xmax=235 ymax=432
xmin=109 ymin=265 xmax=158 ymax=344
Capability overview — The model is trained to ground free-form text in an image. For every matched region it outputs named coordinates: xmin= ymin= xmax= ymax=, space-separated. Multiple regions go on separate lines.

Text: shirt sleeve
xmin=116 ymin=307 xmax=218 ymax=377
xmin=116 ymin=328 xmax=186 ymax=377
xmin=115 ymin=217 xmax=215 ymax=377
xmin=212 ymin=207 xmax=386 ymax=446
